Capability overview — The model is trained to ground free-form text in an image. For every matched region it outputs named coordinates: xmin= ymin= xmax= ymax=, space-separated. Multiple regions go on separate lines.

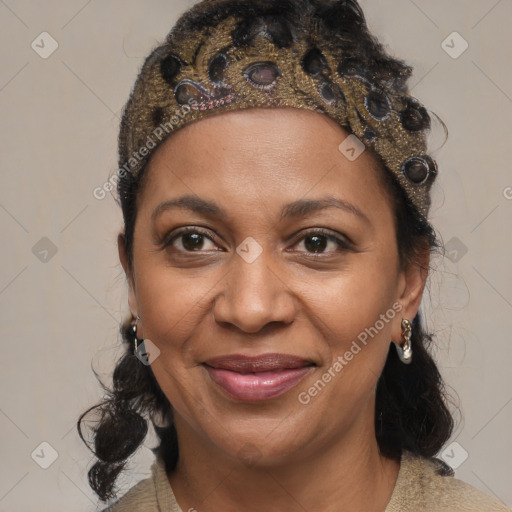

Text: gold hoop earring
xmin=395 ymin=318 xmax=413 ymax=364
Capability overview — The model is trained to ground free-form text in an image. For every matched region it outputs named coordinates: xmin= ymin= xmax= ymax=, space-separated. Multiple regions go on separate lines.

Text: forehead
xmin=138 ymin=108 xmax=391 ymax=221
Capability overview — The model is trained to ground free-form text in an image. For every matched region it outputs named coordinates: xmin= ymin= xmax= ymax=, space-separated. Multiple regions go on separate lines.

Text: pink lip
xmin=203 ymin=353 xmax=314 ymax=401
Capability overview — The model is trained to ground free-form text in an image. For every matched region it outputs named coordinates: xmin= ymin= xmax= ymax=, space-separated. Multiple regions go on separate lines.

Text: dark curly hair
xmin=78 ymin=0 xmax=455 ymax=502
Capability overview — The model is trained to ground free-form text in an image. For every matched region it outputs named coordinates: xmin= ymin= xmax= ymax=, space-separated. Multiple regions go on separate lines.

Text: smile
xmin=202 ymin=353 xmax=315 ymax=401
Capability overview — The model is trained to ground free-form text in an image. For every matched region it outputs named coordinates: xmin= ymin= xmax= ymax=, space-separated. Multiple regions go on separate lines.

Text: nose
xmin=211 ymin=250 xmax=296 ymax=334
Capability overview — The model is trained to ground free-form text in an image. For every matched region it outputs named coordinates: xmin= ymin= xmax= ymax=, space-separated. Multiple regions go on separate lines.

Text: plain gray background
xmin=1 ymin=1 xmax=511 ymax=510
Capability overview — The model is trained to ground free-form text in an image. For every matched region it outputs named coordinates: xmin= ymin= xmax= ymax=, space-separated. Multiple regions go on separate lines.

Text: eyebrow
xmin=151 ymin=194 xmax=371 ymax=225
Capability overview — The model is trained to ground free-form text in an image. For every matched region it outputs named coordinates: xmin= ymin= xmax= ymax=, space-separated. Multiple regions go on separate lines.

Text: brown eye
xmin=162 ymin=228 xmax=219 ymax=253
xmin=290 ymin=230 xmax=352 ymax=255
xmin=304 ymin=235 xmax=328 ymax=253
xmin=181 ymin=232 xmax=206 ymax=251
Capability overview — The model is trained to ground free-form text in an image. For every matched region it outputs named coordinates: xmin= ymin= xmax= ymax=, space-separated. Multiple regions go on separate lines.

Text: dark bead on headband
xmin=208 ymin=52 xmax=230 ymax=87
xmin=160 ymin=54 xmax=182 ymax=85
xmin=402 ymin=155 xmax=436 ymax=185
xmin=318 ymin=80 xmax=336 ymax=105
xmin=302 ymin=48 xmax=330 ymax=77
xmin=174 ymin=80 xmax=207 ymax=105
xmin=364 ymin=89 xmax=391 ymax=121
xmin=400 ymin=98 xmax=431 ymax=132
xmin=243 ymin=62 xmax=280 ymax=90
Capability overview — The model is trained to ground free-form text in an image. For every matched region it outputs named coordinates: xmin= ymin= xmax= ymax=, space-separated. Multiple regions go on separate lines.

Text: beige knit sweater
xmin=104 ymin=451 xmax=510 ymax=511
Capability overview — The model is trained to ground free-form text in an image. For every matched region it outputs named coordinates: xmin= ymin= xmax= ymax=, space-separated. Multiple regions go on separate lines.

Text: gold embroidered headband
xmin=118 ymin=0 xmax=438 ymax=219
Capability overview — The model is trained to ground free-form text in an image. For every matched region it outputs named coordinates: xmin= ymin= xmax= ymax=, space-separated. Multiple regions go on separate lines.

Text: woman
xmin=78 ymin=1 xmax=511 ymax=510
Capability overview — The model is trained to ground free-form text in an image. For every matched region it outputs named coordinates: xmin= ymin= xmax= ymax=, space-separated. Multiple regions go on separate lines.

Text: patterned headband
xmin=118 ymin=0 xmax=438 ymax=219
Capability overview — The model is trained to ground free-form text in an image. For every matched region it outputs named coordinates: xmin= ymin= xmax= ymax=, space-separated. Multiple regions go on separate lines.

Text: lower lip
xmin=203 ymin=365 xmax=313 ymax=401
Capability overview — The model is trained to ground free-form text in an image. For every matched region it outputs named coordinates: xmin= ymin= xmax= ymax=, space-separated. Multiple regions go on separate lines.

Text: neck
xmin=167 ymin=413 xmax=400 ymax=512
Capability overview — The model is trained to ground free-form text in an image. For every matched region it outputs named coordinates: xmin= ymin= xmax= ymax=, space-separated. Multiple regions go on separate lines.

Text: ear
xmin=118 ymin=232 xmax=138 ymax=320
xmin=391 ymin=247 xmax=430 ymax=342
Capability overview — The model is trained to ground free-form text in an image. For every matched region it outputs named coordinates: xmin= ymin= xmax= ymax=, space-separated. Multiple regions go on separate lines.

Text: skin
xmin=118 ymin=108 xmax=429 ymax=512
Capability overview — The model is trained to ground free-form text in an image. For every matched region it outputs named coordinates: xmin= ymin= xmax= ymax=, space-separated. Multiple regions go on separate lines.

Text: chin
xmin=194 ymin=410 xmax=320 ymax=468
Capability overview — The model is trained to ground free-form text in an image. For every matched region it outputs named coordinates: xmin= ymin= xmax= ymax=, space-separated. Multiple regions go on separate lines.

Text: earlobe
xmin=393 ymin=249 xmax=430 ymax=341
xmin=117 ymin=232 xmax=139 ymax=320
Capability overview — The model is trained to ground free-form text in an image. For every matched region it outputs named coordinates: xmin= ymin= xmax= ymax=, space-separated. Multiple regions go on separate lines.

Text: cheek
xmin=134 ymin=265 xmax=212 ymax=422
xmin=303 ymin=254 xmax=399 ymax=347
xmin=299 ymin=256 xmax=399 ymax=405
xmin=136 ymin=270 xmax=214 ymax=360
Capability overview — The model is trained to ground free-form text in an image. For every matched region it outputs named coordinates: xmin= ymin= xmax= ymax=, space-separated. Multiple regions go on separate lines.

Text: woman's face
xmin=119 ymin=108 xmax=427 ymax=465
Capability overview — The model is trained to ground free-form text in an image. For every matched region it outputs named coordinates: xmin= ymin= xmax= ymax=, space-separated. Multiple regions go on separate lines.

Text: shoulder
xmin=101 ymin=457 xmax=179 ymax=512
xmin=386 ymin=451 xmax=511 ymax=512
xmin=101 ymin=476 xmax=158 ymax=512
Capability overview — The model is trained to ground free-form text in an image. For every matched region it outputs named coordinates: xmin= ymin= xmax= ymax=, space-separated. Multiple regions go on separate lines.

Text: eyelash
xmin=158 ymin=226 xmax=353 ymax=256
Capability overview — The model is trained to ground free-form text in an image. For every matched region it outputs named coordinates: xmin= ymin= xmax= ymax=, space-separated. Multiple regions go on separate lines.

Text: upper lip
xmin=203 ymin=353 xmax=314 ymax=373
